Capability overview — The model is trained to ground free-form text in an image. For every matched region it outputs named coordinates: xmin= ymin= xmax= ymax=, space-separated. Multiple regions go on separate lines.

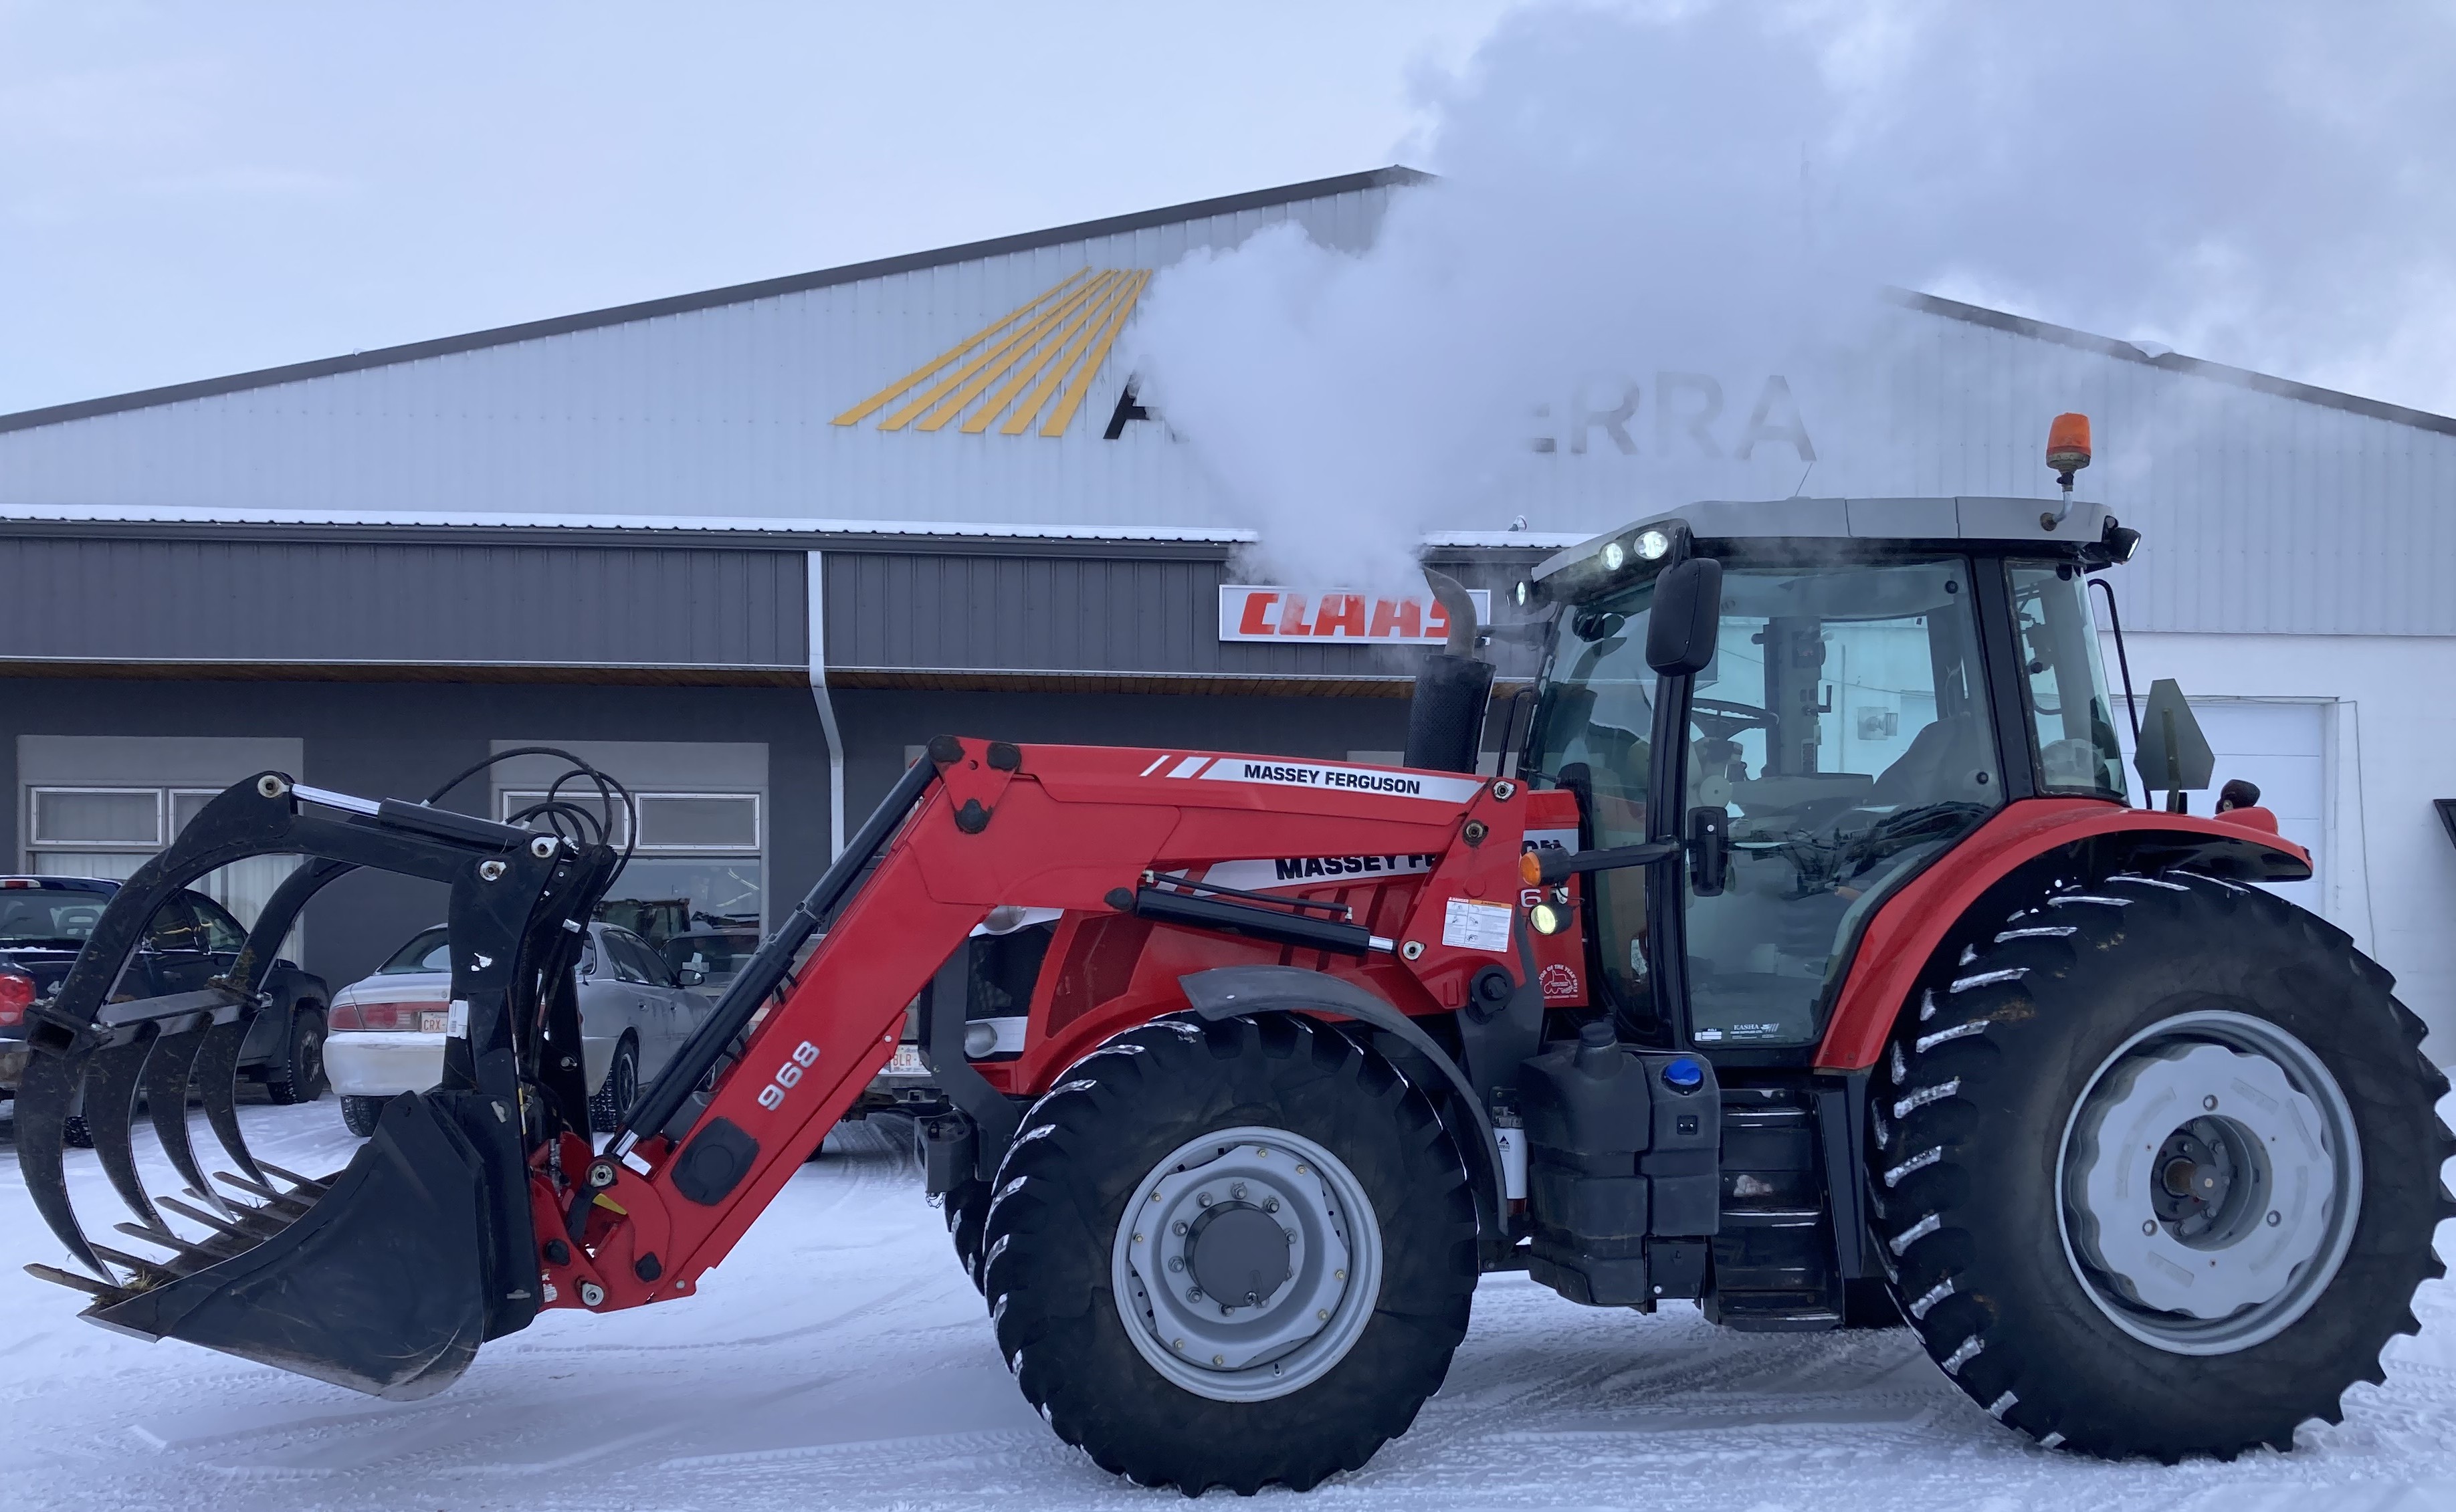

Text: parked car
xmin=326 ymin=921 xmax=712 ymax=1137
xmin=0 ymin=877 xmax=331 ymax=1135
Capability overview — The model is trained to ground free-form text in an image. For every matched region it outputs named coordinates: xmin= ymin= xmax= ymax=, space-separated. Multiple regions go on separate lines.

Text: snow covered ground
xmin=3 ymin=1100 xmax=2453 ymax=1512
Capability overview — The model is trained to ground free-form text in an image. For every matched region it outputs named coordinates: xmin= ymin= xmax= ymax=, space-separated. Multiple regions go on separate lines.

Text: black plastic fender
xmin=1176 ymin=964 xmax=1513 ymax=1267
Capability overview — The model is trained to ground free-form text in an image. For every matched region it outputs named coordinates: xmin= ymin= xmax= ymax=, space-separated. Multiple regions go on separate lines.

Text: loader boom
xmin=555 ymin=733 xmax=1518 ymax=1311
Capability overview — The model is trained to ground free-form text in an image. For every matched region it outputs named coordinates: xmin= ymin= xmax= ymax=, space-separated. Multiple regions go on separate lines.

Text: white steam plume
xmin=1125 ymin=1 xmax=2456 ymax=592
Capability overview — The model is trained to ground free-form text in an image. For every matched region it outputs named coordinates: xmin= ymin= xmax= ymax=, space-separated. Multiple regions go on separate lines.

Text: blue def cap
xmin=1661 ymin=1056 xmax=1706 ymax=1093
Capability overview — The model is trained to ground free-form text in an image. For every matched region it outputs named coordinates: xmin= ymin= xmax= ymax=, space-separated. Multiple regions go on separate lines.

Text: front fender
xmin=1176 ymin=964 xmax=1512 ymax=1268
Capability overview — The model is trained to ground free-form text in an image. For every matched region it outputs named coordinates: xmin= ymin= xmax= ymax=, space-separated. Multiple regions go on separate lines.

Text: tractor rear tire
xmin=979 ymin=1012 xmax=1477 ymax=1496
xmin=1871 ymin=869 xmax=2453 ymax=1461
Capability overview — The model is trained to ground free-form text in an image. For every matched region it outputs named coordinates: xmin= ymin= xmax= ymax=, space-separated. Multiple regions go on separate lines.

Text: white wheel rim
xmin=2057 ymin=1010 xmax=2362 ymax=1355
xmin=1110 ymin=1125 xmax=1383 ymax=1402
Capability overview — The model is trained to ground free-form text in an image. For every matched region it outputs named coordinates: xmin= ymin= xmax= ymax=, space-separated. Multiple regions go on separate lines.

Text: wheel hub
xmin=1111 ymin=1125 xmax=1382 ymax=1402
xmin=1184 ymin=1200 xmax=1293 ymax=1307
xmin=2059 ymin=1012 xmax=2361 ymax=1354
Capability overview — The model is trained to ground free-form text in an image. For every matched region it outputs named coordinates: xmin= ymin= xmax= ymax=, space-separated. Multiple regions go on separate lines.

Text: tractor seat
xmin=1867 ymin=714 xmax=1993 ymax=806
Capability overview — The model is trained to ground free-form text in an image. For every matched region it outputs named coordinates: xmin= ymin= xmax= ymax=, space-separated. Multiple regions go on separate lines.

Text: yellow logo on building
xmin=833 ymin=267 xmax=1150 ymax=437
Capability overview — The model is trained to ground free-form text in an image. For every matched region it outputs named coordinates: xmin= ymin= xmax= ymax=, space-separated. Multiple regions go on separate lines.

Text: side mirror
xmin=2134 ymin=677 xmax=2215 ymax=812
xmin=1645 ymin=558 xmax=1723 ymax=676
xmin=678 ymin=966 xmax=707 ymax=987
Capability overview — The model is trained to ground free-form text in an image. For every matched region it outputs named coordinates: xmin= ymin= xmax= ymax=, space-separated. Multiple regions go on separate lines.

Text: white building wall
xmin=2114 ymin=631 xmax=2456 ymax=1059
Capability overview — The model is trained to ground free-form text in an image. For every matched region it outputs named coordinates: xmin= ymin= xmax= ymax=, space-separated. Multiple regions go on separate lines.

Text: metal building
xmin=2 ymin=167 xmax=2451 ymax=1050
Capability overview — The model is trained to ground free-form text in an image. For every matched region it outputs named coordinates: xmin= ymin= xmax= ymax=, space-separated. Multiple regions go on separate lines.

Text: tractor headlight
xmin=1635 ymin=528 xmax=1671 ymax=561
xmin=1600 ymin=540 xmax=1626 ymax=572
xmin=1528 ymin=900 xmax=1570 ymax=936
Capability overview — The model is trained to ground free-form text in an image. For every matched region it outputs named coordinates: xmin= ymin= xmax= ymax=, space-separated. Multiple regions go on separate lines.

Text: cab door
xmin=1669 ymin=558 xmax=2003 ymax=1052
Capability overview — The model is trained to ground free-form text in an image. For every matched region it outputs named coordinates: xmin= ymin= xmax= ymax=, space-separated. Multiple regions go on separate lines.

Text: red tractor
xmin=16 ymin=489 xmax=2449 ymax=1497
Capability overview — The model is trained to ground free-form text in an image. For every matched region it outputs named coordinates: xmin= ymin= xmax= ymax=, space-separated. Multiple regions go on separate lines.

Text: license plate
xmin=884 ymin=1043 xmax=927 ymax=1077
xmin=419 ymin=1010 xmax=448 ymax=1034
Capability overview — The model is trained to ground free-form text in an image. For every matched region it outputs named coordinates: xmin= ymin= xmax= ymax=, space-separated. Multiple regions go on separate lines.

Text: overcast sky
xmin=0 ymin=1 xmax=1511 ymax=415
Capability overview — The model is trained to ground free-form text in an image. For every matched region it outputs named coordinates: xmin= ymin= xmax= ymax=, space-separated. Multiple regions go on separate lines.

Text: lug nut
xmin=1172 ymin=1220 xmax=1188 ymax=1236
xmin=1230 ymin=1182 xmax=1247 ymax=1200
xmin=1189 ymin=1288 xmax=1203 ymax=1302
xmin=1212 ymin=1354 xmax=1225 ymax=1366
xmin=1198 ymin=1192 xmax=1213 ymax=1207
xmin=1265 ymin=1198 xmax=1280 ymax=1213
xmin=1168 ymin=1257 xmax=1185 ymax=1273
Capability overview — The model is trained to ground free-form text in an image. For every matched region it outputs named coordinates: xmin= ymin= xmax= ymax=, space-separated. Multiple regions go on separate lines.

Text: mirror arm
xmin=1532 ymin=838 xmax=1679 ymax=885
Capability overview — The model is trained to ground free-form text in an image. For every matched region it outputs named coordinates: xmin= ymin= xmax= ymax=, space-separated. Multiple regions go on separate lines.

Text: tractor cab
xmin=1515 ymin=497 xmax=2141 ymax=1061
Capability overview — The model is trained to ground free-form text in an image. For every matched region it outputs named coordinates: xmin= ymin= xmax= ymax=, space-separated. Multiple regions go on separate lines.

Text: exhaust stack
xmin=1403 ymin=568 xmax=1494 ymax=774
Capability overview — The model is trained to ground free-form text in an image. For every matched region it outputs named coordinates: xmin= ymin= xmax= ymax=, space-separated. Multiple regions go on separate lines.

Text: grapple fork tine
xmin=253 ymin=1161 xmax=330 ymax=1196
xmin=88 ymin=1031 xmax=165 ymax=1230
xmin=141 ymin=1025 xmax=223 ymax=1216
xmin=190 ymin=1015 xmax=263 ymax=1185
xmin=12 ymin=1044 xmax=112 ymax=1281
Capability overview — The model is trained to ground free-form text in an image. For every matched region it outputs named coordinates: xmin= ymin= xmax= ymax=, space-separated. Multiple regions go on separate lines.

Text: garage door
xmin=2116 ymin=700 xmax=2326 ymax=915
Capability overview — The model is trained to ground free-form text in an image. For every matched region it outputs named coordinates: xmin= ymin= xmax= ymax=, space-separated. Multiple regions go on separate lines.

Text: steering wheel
xmin=1691 ymin=697 xmax=1778 ymax=742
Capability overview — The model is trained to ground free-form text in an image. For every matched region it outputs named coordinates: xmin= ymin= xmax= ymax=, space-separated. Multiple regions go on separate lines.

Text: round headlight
xmin=1528 ymin=900 xmax=1568 ymax=936
xmin=1635 ymin=528 xmax=1671 ymax=561
xmin=1513 ymin=579 xmax=1532 ymax=607
xmin=1600 ymin=540 xmax=1626 ymax=572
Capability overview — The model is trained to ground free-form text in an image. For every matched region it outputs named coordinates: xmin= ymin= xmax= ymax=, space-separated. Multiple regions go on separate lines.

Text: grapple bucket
xmin=16 ymin=764 xmax=622 ymax=1399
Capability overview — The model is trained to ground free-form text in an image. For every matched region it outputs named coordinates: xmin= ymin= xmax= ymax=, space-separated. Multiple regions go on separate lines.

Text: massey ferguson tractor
xmin=15 ymin=473 xmax=2451 ymax=1496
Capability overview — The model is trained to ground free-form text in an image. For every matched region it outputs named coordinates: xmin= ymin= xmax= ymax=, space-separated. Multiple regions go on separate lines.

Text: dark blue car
xmin=0 ymin=877 xmax=332 ymax=1141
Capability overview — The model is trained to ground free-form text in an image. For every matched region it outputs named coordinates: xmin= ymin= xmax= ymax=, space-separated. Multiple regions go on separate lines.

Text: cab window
xmin=2008 ymin=562 xmax=2128 ymax=799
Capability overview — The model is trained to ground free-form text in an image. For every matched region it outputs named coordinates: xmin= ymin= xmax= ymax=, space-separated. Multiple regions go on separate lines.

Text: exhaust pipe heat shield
xmin=88 ymin=1092 xmax=495 ymax=1401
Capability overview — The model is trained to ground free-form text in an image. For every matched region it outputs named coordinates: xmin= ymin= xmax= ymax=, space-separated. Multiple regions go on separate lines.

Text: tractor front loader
xmin=19 ymin=482 xmax=2453 ymax=1496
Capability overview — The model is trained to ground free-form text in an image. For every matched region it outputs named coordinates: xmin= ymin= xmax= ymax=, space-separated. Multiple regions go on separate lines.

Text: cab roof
xmin=1530 ymin=496 xmax=2117 ymax=584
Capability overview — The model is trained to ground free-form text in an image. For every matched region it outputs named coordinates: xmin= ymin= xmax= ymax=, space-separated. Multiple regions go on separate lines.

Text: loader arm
xmin=550 ymin=733 xmax=1513 ymax=1312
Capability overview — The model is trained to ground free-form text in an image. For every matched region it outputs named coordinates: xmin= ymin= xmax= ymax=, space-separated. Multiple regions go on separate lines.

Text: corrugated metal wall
xmin=2 ymin=171 xmax=2450 ymax=640
xmin=0 ymin=537 xmax=805 ymax=669
xmin=823 ymin=552 xmax=1541 ymax=682
xmin=0 ymin=183 xmax=1401 ymax=534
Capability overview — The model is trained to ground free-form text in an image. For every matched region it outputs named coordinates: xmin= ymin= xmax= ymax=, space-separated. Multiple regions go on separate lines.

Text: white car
xmin=326 ymin=921 xmax=711 ymax=1137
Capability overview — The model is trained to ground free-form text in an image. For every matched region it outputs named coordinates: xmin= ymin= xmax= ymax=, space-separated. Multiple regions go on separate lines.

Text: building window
xmin=498 ymin=788 xmax=763 ymax=990
xmin=24 ymin=784 xmax=302 ymax=943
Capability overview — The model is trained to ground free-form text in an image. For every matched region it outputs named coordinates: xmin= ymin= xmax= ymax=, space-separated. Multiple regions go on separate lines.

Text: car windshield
xmin=0 ymin=885 xmax=112 ymax=947
xmin=380 ymin=927 xmax=451 ymax=974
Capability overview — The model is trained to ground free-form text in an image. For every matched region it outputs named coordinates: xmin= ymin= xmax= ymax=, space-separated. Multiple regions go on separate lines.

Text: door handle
xmin=1687 ymin=806 xmax=1729 ymax=897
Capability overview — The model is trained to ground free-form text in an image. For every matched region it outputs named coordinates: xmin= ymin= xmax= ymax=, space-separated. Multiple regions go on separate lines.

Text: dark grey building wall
xmin=825 ymin=550 xmax=1545 ymax=679
xmin=0 ymin=537 xmax=806 ymax=669
xmin=0 ymin=677 xmax=833 ymax=987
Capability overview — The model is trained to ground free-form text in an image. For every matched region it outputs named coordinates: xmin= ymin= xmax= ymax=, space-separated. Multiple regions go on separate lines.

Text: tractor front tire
xmin=980 ymin=1012 xmax=1477 ymax=1495
xmin=1873 ymin=869 xmax=2453 ymax=1461
xmin=944 ymin=1174 xmax=993 ymax=1293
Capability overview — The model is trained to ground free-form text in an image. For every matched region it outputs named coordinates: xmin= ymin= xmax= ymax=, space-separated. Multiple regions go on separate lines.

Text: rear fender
xmin=1815 ymin=799 xmax=2312 ymax=1072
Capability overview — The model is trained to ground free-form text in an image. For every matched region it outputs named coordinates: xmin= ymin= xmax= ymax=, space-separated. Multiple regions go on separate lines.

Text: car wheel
xmin=341 ymin=1094 xmax=387 ymax=1138
xmin=264 ymin=1007 xmax=330 ymax=1105
xmin=589 ymin=1038 xmax=639 ymax=1133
